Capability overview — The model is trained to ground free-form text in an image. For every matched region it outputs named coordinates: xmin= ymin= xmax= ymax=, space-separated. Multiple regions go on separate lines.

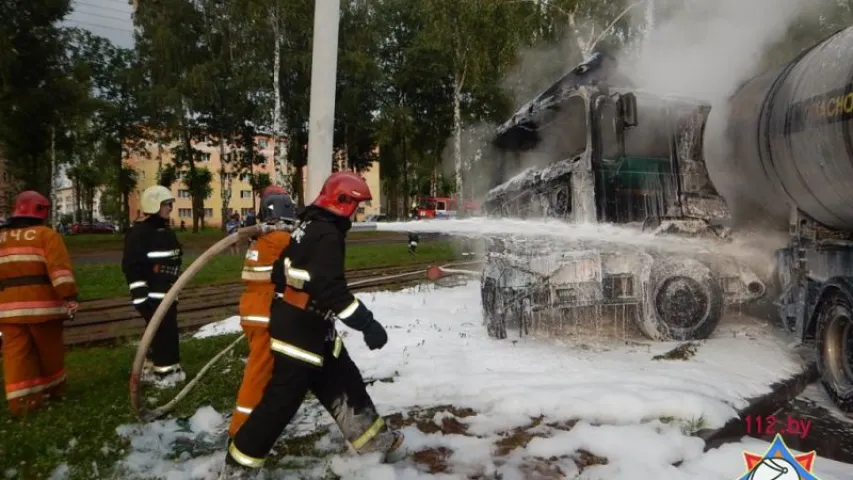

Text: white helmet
xmin=141 ymin=185 xmax=175 ymax=214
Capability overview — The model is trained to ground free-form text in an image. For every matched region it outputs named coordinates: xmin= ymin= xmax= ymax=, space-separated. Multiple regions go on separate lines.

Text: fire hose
xmin=130 ymin=223 xmax=482 ymax=421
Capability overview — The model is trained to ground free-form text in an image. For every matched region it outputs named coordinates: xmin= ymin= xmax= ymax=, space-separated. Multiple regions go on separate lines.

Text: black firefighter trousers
xmin=228 ymin=330 xmax=390 ymax=468
xmin=135 ymin=300 xmax=180 ymax=368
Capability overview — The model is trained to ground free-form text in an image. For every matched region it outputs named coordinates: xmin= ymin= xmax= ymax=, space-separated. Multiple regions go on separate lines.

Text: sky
xmin=64 ymin=0 xmax=135 ymax=48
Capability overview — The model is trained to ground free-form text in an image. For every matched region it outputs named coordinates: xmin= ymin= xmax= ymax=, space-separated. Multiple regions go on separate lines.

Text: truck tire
xmin=815 ymin=291 xmax=853 ymax=413
xmin=638 ymin=257 xmax=724 ymax=341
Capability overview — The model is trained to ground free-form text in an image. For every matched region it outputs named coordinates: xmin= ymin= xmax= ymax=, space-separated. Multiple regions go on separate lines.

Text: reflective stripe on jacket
xmin=239 ymin=230 xmax=291 ymax=327
xmin=0 ymin=225 xmax=78 ymax=323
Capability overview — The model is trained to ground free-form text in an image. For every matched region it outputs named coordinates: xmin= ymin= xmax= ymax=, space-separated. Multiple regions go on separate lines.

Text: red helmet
xmin=312 ymin=171 xmax=372 ymax=218
xmin=262 ymin=185 xmax=288 ymax=199
xmin=11 ymin=191 xmax=50 ymax=220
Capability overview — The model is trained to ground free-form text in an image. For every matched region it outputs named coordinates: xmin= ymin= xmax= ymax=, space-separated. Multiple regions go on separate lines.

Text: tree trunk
xmin=452 ymin=72 xmax=464 ymax=196
xmin=49 ymin=127 xmax=56 ymax=226
xmin=402 ymin=134 xmax=409 ymax=219
xmin=184 ymin=132 xmax=201 ymax=233
xmin=271 ymin=8 xmax=288 ymax=189
xmin=219 ymin=137 xmax=230 ymax=232
xmin=293 ymin=166 xmax=304 ymax=207
xmin=251 ymin=163 xmax=257 ymax=212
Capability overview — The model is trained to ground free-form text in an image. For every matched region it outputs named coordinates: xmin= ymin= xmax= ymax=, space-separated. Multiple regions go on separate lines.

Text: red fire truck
xmin=413 ymin=195 xmax=479 ymax=219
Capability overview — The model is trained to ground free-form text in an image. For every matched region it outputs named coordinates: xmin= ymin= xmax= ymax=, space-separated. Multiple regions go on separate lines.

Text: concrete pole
xmin=305 ymin=0 xmax=341 ymax=204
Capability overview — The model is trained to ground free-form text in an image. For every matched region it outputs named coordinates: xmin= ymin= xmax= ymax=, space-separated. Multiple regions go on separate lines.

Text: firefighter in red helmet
xmin=221 ymin=172 xmax=402 ymax=479
xmin=0 ymin=191 xmax=78 ymax=416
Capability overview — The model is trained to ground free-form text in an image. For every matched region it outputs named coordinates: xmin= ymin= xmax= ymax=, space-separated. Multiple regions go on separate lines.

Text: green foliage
xmin=250 ymin=172 xmax=273 ymax=196
xmin=3 ymin=0 xmax=842 ymax=224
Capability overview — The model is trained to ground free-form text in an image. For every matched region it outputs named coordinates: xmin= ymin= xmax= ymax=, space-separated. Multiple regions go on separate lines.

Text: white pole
xmin=305 ymin=0 xmax=341 ymax=204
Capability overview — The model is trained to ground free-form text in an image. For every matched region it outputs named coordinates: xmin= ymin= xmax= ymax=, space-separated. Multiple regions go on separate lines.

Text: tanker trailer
xmin=480 ymin=53 xmax=766 ymax=342
xmin=722 ymin=25 xmax=853 ymax=412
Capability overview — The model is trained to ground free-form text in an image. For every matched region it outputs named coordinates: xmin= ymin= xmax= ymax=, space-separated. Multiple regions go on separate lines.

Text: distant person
xmin=243 ymin=211 xmax=257 ymax=227
xmin=180 ymin=219 xmax=186 ymax=232
xmin=226 ymin=213 xmax=241 ymax=255
xmin=408 ymin=232 xmax=419 ymax=254
xmin=0 ymin=191 xmax=79 ymax=416
xmin=228 ymin=185 xmax=294 ymax=439
xmin=121 ymin=186 xmax=185 ymax=386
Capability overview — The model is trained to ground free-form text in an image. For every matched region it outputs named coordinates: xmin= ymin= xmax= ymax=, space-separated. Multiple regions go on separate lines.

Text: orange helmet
xmin=312 ymin=171 xmax=372 ymax=218
xmin=11 ymin=191 xmax=50 ymax=220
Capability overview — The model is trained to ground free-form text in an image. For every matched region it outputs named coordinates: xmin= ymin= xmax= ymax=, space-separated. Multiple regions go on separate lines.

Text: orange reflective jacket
xmin=0 ymin=225 xmax=78 ymax=324
xmin=238 ymin=231 xmax=291 ymax=327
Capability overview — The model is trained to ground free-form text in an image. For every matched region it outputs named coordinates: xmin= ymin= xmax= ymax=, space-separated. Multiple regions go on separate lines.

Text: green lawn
xmin=65 ymin=229 xmax=401 ymax=255
xmin=0 ymin=334 xmax=249 ymax=480
xmin=76 ymin=240 xmax=460 ymax=301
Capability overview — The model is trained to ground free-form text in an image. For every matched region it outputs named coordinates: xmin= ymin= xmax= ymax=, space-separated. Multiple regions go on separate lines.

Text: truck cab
xmin=481 ymin=55 xmax=766 ymax=341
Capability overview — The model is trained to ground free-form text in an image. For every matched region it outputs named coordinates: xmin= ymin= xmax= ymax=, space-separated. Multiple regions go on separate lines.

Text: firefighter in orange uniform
xmin=0 ymin=191 xmax=78 ymax=416
xmin=228 ymin=185 xmax=296 ymax=438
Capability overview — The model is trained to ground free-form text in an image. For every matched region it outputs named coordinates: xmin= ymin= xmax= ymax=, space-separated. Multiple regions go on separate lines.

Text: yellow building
xmin=126 ymin=137 xmax=382 ymax=226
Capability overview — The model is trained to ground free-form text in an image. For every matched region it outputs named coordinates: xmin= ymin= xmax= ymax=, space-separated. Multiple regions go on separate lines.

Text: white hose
xmin=130 ymin=223 xmax=287 ymax=420
xmin=130 ymin=229 xmax=480 ymax=421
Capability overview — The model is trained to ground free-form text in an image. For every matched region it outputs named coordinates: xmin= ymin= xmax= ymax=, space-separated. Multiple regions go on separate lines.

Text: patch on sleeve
xmin=246 ymin=249 xmax=259 ymax=261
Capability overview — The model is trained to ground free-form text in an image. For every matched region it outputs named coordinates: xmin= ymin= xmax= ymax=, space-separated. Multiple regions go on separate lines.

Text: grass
xmin=0 ymin=334 xmax=249 ymax=480
xmin=65 ymin=229 xmax=404 ymax=255
xmin=75 ymin=239 xmax=461 ymax=301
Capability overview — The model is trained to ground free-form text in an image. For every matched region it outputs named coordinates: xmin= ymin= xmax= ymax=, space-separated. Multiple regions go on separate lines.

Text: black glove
xmin=339 ymin=301 xmax=388 ymax=350
xmin=362 ymin=320 xmax=388 ymax=350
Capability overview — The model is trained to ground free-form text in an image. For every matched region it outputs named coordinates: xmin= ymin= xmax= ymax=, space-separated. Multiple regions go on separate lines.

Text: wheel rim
xmin=823 ymin=306 xmax=853 ymax=394
xmin=654 ymin=276 xmax=710 ymax=334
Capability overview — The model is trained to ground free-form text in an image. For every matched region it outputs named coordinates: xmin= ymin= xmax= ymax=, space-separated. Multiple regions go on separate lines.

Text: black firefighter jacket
xmin=269 ymin=206 xmax=373 ymax=367
xmin=121 ymin=215 xmax=183 ymax=309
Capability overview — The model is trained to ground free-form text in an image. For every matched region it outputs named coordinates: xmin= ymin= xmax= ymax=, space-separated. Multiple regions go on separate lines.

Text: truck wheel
xmin=815 ymin=291 xmax=853 ymax=413
xmin=638 ymin=258 xmax=724 ymax=341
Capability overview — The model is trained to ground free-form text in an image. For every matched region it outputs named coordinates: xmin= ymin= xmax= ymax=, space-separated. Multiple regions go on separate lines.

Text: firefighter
xmin=0 ymin=191 xmax=78 ymax=416
xmin=407 ymin=232 xmax=419 ymax=254
xmin=227 ymin=185 xmax=295 ymax=438
xmin=121 ymin=185 xmax=185 ymax=385
xmin=220 ymin=172 xmax=402 ymax=479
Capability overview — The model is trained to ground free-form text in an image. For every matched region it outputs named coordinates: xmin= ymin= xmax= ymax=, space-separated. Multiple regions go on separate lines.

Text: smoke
xmin=617 ymin=0 xmax=835 ymax=227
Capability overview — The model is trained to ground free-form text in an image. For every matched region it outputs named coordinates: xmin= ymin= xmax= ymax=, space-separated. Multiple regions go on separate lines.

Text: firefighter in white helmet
xmin=121 ymin=186 xmax=186 ymax=386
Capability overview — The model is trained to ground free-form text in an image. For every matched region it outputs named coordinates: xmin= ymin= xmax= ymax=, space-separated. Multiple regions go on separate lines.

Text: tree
xmin=0 ymin=0 xmax=83 ymax=194
xmin=134 ymin=0 xmax=210 ymax=232
xmin=250 ymin=172 xmax=273 ymax=209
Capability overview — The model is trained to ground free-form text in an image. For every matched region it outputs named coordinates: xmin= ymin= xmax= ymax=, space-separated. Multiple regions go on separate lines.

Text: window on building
xmin=178 ymin=189 xmax=191 ymax=198
xmin=178 ymin=208 xmax=192 ymax=218
xmin=199 ymin=153 xmax=211 ymax=162
xmin=241 ymin=208 xmax=254 ymax=217
xmin=240 ymin=190 xmax=252 ymax=199
xmin=258 ymin=138 xmax=268 ymax=148
xmin=203 ymin=208 xmax=213 ymax=218
xmin=364 ymin=200 xmax=372 ymax=207
xmin=357 ymin=207 xmax=365 ymax=214
xmin=239 ymin=173 xmax=250 ymax=182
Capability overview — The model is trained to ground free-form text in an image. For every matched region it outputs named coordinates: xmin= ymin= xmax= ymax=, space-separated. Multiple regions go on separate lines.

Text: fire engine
xmin=413 ymin=195 xmax=479 ymax=219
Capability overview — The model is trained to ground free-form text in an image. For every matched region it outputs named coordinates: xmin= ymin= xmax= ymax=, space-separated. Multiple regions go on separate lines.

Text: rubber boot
xmin=152 ymin=365 xmax=186 ymax=389
xmin=359 ymin=429 xmax=405 ymax=462
xmin=218 ymin=462 xmax=256 ymax=480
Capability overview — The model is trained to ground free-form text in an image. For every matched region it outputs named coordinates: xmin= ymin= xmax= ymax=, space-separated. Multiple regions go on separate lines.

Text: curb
xmin=696 ymin=362 xmax=819 ymax=451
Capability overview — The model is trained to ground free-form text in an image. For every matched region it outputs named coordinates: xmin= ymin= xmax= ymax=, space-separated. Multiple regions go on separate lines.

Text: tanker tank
xmin=721 ymin=25 xmax=853 ymax=231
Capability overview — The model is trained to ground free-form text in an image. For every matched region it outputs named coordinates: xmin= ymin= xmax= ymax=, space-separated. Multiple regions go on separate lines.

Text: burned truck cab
xmin=481 ymin=54 xmax=766 ymax=341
